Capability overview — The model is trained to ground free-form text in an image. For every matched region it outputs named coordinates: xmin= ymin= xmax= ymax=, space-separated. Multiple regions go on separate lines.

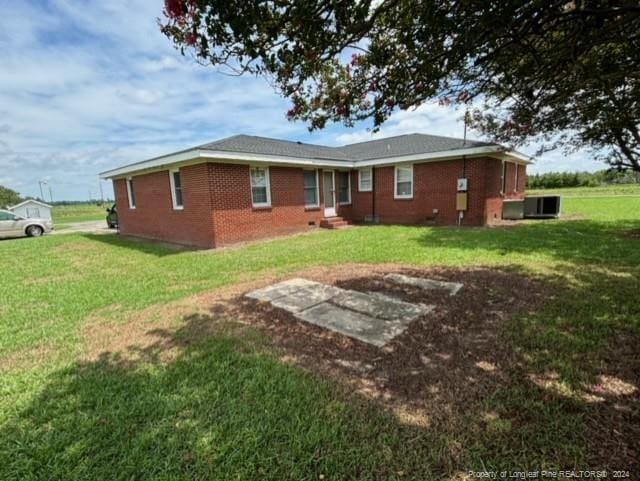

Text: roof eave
xmin=99 ymin=145 xmax=533 ymax=179
xmin=9 ymin=199 xmax=53 ymax=209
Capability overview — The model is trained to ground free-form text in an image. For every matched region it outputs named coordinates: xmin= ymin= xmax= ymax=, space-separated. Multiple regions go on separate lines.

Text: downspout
xmin=371 ymin=166 xmax=376 ymax=222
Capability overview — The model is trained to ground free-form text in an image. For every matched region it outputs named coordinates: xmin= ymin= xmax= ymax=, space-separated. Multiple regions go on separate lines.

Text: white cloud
xmin=0 ymin=0 xmax=606 ymax=200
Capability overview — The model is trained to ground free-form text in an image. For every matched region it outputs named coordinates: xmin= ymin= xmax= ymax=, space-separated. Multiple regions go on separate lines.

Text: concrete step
xmin=320 ymin=216 xmax=350 ymax=229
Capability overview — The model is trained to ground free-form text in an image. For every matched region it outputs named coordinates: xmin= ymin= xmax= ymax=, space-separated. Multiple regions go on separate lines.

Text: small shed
xmin=8 ymin=200 xmax=53 ymax=220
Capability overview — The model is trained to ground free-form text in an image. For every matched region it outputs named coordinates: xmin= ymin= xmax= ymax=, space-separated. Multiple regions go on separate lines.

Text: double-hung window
xmin=358 ymin=167 xmax=372 ymax=192
xmin=250 ymin=166 xmax=271 ymax=207
xmin=394 ymin=165 xmax=413 ymax=199
xmin=303 ymin=169 xmax=319 ymax=207
xmin=169 ymin=169 xmax=183 ymax=209
xmin=514 ymin=163 xmax=519 ymax=193
xmin=338 ymin=172 xmax=351 ymax=205
xmin=126 ymin=177 xmax=136 ymax=209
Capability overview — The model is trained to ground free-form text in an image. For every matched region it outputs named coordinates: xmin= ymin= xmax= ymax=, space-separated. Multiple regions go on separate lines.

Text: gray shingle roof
xmin=198 ymin=133 xmax=496 ymax=162
xmin=100 ymin=132 xmax=508 ymax=178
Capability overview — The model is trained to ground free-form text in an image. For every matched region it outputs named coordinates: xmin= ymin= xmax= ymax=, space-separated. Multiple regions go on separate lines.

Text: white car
xmin=0 ymin=209 xmax=53 ymax=239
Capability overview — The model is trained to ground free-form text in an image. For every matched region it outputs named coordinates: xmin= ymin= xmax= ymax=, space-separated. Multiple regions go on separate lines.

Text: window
xmin=358 ymin=167 xmax=372 ymax=192
xmin=501 ymin=161 xmax=508 ymax=194
xmin=250 ymin=166 xmax=271 ymax=207
xmin=394 ymin=165 xmax=413 ymax=199
xmin=169 ymin=169 xmax=183 ymax=209
xmin=126 ymin=177 xmax=136 ymax=209
xmin=0 ymin=211 xmax=16 ymax=221
xmin=338 ymin=171 xmax=351 ymax=205
xmin=514 ymin=163 xmax=519 ymax=193
xmin=303 ymin=169 xmax=319 ymax=207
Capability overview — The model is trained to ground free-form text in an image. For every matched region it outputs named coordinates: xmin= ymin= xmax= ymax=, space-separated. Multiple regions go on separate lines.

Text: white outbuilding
xmin=8 ymin=199 xmax=52 ymax=220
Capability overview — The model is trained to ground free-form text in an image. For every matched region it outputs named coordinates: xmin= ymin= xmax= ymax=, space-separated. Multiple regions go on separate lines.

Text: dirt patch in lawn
xmin=222 ymin=266 xmax=550 ymax=428
xmin=79 ymin=263 xmax=639 ymax=471
xmin=621 ymin=228 xmax=640 ymax=239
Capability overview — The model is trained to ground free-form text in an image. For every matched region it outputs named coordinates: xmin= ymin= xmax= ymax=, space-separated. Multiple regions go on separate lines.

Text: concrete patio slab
xmin=271 ymin=284 xmax=342 ymax=312
xmin=296 ymin=303 xmax=409 ymax=347
xmin=245 ymin=278 xmax=320 ymax=302
xmin=384 ymin=273 xmax=464 ymax=296
xmin=245 ymin=277 xmax=435 ymax=347
xmin=330 ymin=289 xmax=432 ymax=320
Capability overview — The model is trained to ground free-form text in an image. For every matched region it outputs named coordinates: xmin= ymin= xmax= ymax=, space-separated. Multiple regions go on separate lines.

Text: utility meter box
xmin=456 ymin=192 xmax=468 ymax=211
xmin=457 ymin=178 xmax=468 ymax=192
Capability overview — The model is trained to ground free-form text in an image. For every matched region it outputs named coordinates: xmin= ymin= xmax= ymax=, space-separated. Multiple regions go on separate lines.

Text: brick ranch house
xmin=100 ymin=134 xmax=530 ymax=248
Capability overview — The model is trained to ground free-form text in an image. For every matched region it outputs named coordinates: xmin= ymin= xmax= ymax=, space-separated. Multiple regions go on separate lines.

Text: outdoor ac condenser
xmin=524 ymin=196 xmax=561 ymax=218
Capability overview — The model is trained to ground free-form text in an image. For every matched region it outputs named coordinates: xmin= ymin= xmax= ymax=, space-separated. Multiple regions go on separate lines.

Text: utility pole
xmin=48 ymin=186 xmax=53 ymax=203
xmin=38 ymin=180 xmax=45 ymax=200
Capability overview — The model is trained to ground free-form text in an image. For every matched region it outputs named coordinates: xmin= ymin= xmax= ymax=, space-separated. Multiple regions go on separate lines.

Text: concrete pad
xmin=271 ymin=284 xmax=342 ymax=312
xmin=330 ymin=289 xmax=432 ymax=321
xmin=295 ymin=303 xmax=410 ymax=347
xmin=245 ymin=277 xmax=436 ymax=347
xmin=245 ymin=278 xmax=321 ymax=302
xmin=384 ymin=273 xmax=463 ymax=296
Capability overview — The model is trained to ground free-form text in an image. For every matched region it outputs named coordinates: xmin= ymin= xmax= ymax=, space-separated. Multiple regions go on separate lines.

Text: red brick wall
xmin=114 ymin=163 xmax=215 ymax=248
xmin=113 ymin=156 xmax=528 ymax=248
xmin=209 ymin=164 xmax=325 ymax=246
xmin=341 ymin=157 xmax=519 ymax=226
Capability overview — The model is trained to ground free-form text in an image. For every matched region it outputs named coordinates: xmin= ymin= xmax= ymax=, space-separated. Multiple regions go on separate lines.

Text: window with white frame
xmin=169 ymin=169 xmax=183 ymax=209
xmin=358 ymin=167 xmax=372 ymax=192
xmin=338 ymin=171 xmax=351 ymax=204
xmin=394 ymin=165 xmax=413 ymax=199
xmin=514 ymin=163 xmax=519 ymax=192
xmin=250 ymin=166 xmax=271 ymax=207
xmin=126 ymin=177 xmax=136 ymax=209
xmin=303 ymin=169 xmax=319 ymax=207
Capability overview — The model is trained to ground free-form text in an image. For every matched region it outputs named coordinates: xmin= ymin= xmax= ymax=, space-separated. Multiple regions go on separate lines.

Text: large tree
xmin=0 ymin=185 xmax=21 ymax=209
xmin=161 ymin=1 xmax=640 ymax=171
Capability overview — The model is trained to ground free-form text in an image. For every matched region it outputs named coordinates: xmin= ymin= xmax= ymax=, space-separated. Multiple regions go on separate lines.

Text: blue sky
xmin=0 ymin=1 xmax=606 ymax=201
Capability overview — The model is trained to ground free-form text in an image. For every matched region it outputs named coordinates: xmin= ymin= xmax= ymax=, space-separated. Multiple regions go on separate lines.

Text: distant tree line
xmin=527 ymin=170 xmax=640 ymax=189
xmin=0 ymin=184 xmax=114 ymax=209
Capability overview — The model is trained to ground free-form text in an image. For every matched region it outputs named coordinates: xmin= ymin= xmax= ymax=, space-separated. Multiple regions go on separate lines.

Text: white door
xmin=323 ymin=170 xmax=336 ymax=217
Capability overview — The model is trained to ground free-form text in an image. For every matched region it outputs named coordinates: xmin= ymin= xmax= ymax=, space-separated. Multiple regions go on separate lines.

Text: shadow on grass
xmin=416 ymin=218 xmax=640 ymax=267
xmin=81 ymin=232 xmax=195 ymax=257
xmin=0 ymin=316 xmax=431 ymax=481
xmin=2 ymin=264 xmax=638 ymax=479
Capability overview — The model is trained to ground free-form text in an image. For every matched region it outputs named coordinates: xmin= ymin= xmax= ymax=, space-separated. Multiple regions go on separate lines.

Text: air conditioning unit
xmin=524 ymin=196 xmax=561 ymax=218
xmin=502 ymin=199 xmax=525 ymax=220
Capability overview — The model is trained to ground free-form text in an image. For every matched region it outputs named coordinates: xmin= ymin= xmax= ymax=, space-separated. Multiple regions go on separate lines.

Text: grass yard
xmin=1 ymin=193 xmax=639 ymax=480
xmin=52 ymin=203 xmax=109 ymax=225
xmin=528 ymin=183 xmax=640 ymax=197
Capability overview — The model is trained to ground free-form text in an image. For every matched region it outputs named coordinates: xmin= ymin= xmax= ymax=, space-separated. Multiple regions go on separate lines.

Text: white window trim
xmin=394 ymin=164 xmax=414 ymax=199
xmin=169 ymin=168 xmax=184 ymax=210
xmin=358 ymin=167 xmax=372 ymax=192
xmin=501 ymin=161 xmax=508 ymax=195
xmin=303 ymin=169 xmax=320 ymax=208
xmin=126 ymin=177 xmax=136 ymax=209
xmin=514 ymin=163 xmax=519 ymax=193
xmin=338 ymin=171 xmax=351 ymax=205
xmin=250 ymin=166 xmax=271 ymax=207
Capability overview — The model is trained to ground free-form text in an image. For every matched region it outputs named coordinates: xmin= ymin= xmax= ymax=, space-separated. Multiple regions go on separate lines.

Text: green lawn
xmin=528 ymin=183 xmax=640 ymax=197
xmin=52 ymin=203 xmax=109 ymax=225
xmin=1 ymin=195 xmax=639 ymax=479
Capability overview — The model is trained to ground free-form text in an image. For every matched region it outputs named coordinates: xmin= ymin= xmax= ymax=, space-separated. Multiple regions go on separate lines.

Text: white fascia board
xmin=356 ymin=145 xmax=533 ymax=167
xmin=100 ymin=145 xmax=533 ymax=179
xmin=100 ymin=150 xmax=203 ymax=179
xmin=99 ymin=149 xmax=352 ymax=179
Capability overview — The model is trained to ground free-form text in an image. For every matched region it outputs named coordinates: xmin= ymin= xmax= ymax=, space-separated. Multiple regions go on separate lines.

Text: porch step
xmin=320 ymin=216 xmax=351 ymax=229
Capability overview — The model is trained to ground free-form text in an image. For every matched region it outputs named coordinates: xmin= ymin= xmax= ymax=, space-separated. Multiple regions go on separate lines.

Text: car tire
xmin=26 ymin=225 xmax=43 ymax=237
